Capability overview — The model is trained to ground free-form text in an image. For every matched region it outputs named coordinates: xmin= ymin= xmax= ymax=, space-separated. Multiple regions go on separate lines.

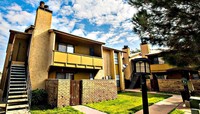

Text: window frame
xmin=58 ymin=43 xmax=75 ymax=53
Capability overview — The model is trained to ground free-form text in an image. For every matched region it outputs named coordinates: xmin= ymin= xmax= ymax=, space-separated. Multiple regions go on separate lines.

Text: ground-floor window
xmin=116 ymin=75 xmax=120 ymax=87
xmin=56 ymin=72 xmax=74 ymax=79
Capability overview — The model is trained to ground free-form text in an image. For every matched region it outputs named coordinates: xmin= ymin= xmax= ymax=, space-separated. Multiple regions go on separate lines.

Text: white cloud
xmin=46 ymin=0 xmax=63 ymax=13
xmin=85 ymin=31 xmax=101 ymax=40
xmin=5 ymin=10 xmax=35 ymax=25
xmin=126 ymin=34 xmax=140 ymax=43
xmin=24 ymin=0 xmax=41 ymax=7
xmin=7 ymin=3 xmax=22 ymax=11
xmin=60 ymin=6 xmax=74 ymax=16
xmin=71 ymin=29 xmax=85 ymax=37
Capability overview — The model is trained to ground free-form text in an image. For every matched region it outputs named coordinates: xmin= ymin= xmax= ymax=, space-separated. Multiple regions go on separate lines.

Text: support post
xmin=141 ymin=74 xmax=149 ymax=114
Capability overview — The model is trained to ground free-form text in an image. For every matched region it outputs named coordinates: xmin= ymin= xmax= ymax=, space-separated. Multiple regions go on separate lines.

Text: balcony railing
xmin=150 ymin=64 xmax=174 ymax=72
xmin=53 ymin=51 xmax=103 ymax=69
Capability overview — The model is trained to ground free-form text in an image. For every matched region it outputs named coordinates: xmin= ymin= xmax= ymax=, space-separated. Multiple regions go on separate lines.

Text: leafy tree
xmin=129 ymin=0 xmax=200 ymax=68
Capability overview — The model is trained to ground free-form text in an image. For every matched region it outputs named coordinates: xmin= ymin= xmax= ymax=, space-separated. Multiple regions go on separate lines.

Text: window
xmin=114 ymin=52 xmax=118 ymax=64
xmin=67 ymin=44 xmax=74 ymax=53
xmin=56 ymin=73 xmax=65 ymax=79
xmin=58 ymin=43 xmax=74 ymax=53
xmin=90 ymin=48 xmax=94 ymax=56
xmin=56 ymin=73 xmax=74 ymax=79
xmin=58 ymin=43 xmax=66 ymax=52
xmin=66 ymin=73 xmax=74 ymax=79
xmin=116 ymin=75 xmax=120 ymax=87
xmin=90 ymin=73 xmax=94 ymax=80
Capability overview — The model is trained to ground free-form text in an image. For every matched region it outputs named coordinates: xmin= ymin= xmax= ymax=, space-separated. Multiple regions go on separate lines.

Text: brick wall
xmin=45 ymin=79 xmax=58 ymax=107
xmin=57 ymin=79 xmax=70 ymax=107
xmin=157 ymin=79 xmax=184 ymax=94
xmin=81 ymin=79 xmax=117 ymax=104
xmin=146 ymin=79 xmax=200 ymax=95
xmin=46 ymin=79 xmax=117 ymax=107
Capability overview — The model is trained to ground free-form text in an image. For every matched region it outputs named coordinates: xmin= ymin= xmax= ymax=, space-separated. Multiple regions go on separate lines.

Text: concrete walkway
xmin=126 ymin=89 xmax=188 ymax=114
xmin=72 ymin=105 xmax=106 ymax=114
xmin=135 ymin=95 xmax=182 ymax=114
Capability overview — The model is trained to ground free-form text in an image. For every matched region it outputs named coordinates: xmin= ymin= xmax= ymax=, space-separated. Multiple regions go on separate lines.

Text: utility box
xmin=190 ymin=96 xmax=200 ymax=114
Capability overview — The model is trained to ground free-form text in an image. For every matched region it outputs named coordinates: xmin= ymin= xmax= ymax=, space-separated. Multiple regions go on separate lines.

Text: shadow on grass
xmin=120 ymin=92 xmax=172 ymax=99
xmin=31 ymin=104 xmax=54 ymax=110
xmin=127 ymin=103 xmax=154 ymax=113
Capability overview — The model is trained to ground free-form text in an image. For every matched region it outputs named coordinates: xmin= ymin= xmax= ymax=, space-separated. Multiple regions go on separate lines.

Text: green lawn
xmin=86 ymin=92 xmax=171 ymax=114
xmin=169 ymin=109 xmax=184 ymax=114
xmin=31 ymin=105 xmax=83 ymax=114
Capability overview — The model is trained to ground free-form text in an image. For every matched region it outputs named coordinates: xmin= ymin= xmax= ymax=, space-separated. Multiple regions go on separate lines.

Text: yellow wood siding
xmin=53 ymin=51 xmax=103 ymax=69
xmin=93 ymin=58 xmax=103 ymax=66
xmin=74 ymin=73 xmax=89 ymax=80
xmin=68 ymin=53 xmax=81 ymax=64
xmin=103 ymin=50 xmax=111 ymax=76
xmin=82 ymin=56 xmax=93 ymax=66
xmin=54 ymin=52 xmax=67 ymax=63
xmin=115 ymin=64 xmax=119 ymax=75
xmin=150 ymin=64 xmax=174 ymax=72
xmin=75 ymin=45 xmax=90 ymax=55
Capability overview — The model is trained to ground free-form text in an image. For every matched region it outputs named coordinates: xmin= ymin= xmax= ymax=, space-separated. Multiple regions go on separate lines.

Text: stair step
xmin=8 ymin=98 xmax=28 ymax=103
xmin=10 ymin=84 xmax=26 ymax=87
xmin=7 ymin=104 xmax=29 ymax=110
xmin=11 ymin=64 xmax=25 ymax=67
xmin=0 ymin=111 xmax=5 ymax=114
xmin=11 ymin=69 xmax=25 ymax=72
xmin=8 ymin=95 xmax=28 ymax=99
xmin=11 ymin=67 xmax=25 ymax=70
xmin=10 ymin=81 xmax=26 ymax=84
xmin=9 ymin=91 xmax=27 ymax=94
xmin=11 ymin=75 xmax=26 ymax=77
xmin=11 ymin=72 xmax=25 ymax=74
xmin=10 ymin=78 xmax=26 ymax=80
xmin=6 ymin=109 xmax=29 ymax=114
xmin=10 ymin=88 xmax=26 ymax=91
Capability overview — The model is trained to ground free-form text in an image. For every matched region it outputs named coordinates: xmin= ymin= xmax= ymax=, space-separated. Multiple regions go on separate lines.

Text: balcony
xmin=150 ymin=64 xmax=174 ymax=73
xmin=53 ymin=51 xmax=103 ymax=69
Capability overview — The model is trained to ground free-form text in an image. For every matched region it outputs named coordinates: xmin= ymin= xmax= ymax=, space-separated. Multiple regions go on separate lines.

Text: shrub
xmin=31 ymin=89 xmax=48 ymax=106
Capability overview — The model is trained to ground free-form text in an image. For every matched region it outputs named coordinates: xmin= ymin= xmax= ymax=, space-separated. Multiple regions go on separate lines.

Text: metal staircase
xmin=6 ymin=64 xmax=29 ymax=113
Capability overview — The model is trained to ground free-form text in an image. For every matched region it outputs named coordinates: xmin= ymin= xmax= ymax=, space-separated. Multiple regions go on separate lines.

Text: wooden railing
xmin=53 ymin=51 xmax=103 ymax=69
xmin=150 ymin=64 xmax=174 ymax=72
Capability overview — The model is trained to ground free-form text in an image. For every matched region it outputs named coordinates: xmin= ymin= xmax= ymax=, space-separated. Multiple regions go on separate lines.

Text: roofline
xmin=49 ymin=29 xmax=105 ymax=45
xmin=10 ymin=30 xmax=32 ymax=35
xmin=103 ymin=46 xmax=126 ymax=53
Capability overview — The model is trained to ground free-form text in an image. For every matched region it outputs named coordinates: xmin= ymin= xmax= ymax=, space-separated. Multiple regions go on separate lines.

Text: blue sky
xmin=0 ymin=0 xmax=141 ymax=72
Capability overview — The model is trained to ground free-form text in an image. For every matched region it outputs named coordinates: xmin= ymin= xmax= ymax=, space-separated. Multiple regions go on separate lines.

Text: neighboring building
xmin=0 ymin=2 xmax=125 ymax=111
xmin=123 ymin=42 xmax=200 ymax=93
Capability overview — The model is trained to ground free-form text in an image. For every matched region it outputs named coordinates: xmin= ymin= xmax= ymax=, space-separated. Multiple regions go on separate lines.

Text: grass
xmin=86 ymin=92 xmax=172 ymax=114
xmin=169 ymin=109 xmax=184 ymax=114
xmin=31 ymin=105 xmax=83 ymax=114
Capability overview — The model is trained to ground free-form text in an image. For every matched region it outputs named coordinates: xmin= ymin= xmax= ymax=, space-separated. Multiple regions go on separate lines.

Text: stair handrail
xmin=25 ymin=39 xmax=32 ymax=109
xmin=25 ymin=63 xmax=32 ymax=109
xmin=5 ymin=55 xmax=12 ymax=112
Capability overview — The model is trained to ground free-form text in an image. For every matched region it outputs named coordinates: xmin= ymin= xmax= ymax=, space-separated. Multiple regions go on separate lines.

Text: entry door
xmin=12 ymin=38 xmax=28 ymax=62
xmin=70 ymin=80 xmax=81 ymax=105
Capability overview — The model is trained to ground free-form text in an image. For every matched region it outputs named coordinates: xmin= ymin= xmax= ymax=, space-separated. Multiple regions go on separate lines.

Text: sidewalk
xmin=125 ymin=89 xmax=189 ymax=114
xmin=72 ymin=105 xmax=106 ymax=114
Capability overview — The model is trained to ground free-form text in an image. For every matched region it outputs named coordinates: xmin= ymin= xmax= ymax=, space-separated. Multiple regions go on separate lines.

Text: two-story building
xmin=0 ymin=2 xmax=125 ymax=112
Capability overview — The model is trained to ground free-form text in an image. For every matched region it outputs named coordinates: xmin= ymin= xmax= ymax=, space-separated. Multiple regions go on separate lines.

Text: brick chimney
xmin=34 ymin=1 xmax=52 ymax=30
xmin=140 ymin=42 xmax=150 ymax=58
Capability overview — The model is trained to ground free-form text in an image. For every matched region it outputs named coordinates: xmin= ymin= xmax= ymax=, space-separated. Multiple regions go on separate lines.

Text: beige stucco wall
xmin=29 ymin=8 xmax=52 ymax=89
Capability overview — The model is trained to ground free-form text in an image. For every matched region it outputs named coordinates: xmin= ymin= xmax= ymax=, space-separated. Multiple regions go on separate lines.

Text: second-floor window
xmin=114 ymin=52 xmax=118 ymax=64
xmin=58 ymin=43 xmax=74 ymax=53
